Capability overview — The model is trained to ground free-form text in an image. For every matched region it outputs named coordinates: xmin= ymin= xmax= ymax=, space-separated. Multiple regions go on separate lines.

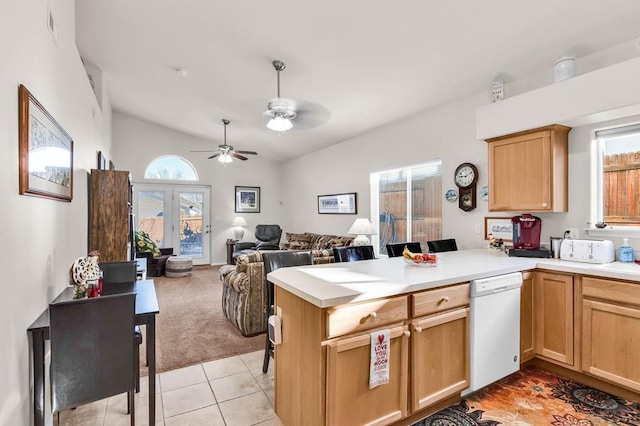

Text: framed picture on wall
xmin=484 ymin=217 xmax=513 ymax=241
xmin=18 ymin=84 xmax=74 ymax=202
xmin=235 ymin=186 xmax=260 ymax=213
xmin=97 ymin=151 xmax=107 ymax=170
xmin=317 ymin=192 xmax=357 ymax=214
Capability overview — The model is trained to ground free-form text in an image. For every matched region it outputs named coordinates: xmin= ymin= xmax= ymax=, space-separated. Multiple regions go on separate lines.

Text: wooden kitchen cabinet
xmin=582 ymin=277 xmax=640 ymax=392
xmin=520 ymin=271 xmax=535 ymax=363
xmin=274 ymin=284 xmax=471 ymax=426
xmin=534 ymin=271 xmax=574 ymax=366
xmin=411 ymin=283 xmax=470 ymax=411
xmin=88 ymin=169 xmax=133 ymax=262
xmin=326 ymin=325 xmax=409 ymax=426
xmin=486 ymin=124 xmax=570 ymax=212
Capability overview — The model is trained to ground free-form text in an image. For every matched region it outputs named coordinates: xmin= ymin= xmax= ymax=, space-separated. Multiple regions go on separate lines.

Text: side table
xmin=226 ymin=240 xmax=237 ymax=265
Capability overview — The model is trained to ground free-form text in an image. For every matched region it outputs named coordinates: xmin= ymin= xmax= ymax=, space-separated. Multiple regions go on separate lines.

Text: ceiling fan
xmin=263 ymin=60 xmax=298 ymax=132
xmin=192 ymin=119 xmax=257 ymax=164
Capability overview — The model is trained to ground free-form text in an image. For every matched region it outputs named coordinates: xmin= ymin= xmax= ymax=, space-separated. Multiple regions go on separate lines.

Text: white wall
xmin=0 ymin=1 xmax=112 ymax=425
xmin=280 ymin=64 xmax=640 ymax=251
xmin=281 ymin=94 xmax=493 ymax=248
xmin=111 ymin=113 xmax=284 ymax=263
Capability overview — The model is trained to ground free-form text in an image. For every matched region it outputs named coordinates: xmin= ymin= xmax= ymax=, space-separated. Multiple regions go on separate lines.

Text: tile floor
xmin=59 ymin=350 xmax=276 ymax=426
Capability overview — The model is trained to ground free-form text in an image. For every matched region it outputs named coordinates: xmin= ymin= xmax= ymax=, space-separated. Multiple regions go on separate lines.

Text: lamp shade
xmin=231 ymin=216 xmax=247 ymax=241
xmin=347 ymin=218 xmax=376 ymax=246
xmin=231 ymin=217 xmax=247 ymax=227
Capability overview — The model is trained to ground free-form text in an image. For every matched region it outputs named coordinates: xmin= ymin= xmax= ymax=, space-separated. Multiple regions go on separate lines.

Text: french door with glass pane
xmin=133 ymin=184 xmax=211 ymax=265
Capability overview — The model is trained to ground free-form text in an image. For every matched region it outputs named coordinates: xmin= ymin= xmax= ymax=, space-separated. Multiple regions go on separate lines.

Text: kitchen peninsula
xmin=268 ymin=249 xmax=640 ymax=426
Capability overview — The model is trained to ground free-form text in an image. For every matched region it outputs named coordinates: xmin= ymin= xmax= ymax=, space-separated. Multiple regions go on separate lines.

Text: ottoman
xmin=165 ymin=256 xmax=193 ymax=278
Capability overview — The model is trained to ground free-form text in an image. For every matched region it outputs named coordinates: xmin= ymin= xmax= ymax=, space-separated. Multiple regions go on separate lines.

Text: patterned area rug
xmin=413 ymin=366 xmax=640 ymax=426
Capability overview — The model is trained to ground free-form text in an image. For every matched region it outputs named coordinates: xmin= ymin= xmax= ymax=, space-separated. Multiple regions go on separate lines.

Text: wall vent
xmin=47 ymin=4 xmax=58 ymax=44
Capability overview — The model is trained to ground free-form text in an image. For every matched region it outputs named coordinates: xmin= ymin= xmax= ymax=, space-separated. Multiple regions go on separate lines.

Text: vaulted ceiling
xmin=75 ymin=1 xmax=640 ymax=161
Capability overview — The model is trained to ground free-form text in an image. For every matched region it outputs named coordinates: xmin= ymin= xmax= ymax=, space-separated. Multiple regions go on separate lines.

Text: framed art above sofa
xmin=317 ymin=192 xmax=357 ymax=214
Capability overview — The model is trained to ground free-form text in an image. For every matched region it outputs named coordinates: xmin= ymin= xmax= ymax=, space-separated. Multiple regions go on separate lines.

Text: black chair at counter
xmin=386 ymin=242 xmax=423 ymax=257
xmin=427 ymin=238 xmax=458 ymax=253
xmin=333 ymin=245 xmax=376 ymax=262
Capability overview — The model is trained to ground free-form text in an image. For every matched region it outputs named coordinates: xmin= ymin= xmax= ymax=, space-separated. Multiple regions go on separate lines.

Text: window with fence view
xmin=597 ymin=124 xmax=640 ymax=226
xmin=375 ymin=161 xmax=442 ymax=255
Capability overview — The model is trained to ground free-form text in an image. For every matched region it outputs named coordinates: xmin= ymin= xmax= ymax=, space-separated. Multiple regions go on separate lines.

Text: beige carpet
xmin=141 ymin=265 xmax=265 ymax=374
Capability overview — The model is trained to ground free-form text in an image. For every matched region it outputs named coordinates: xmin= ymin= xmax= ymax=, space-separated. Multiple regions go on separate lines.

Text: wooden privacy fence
xmin=379 ymin=176 xmax=442 ymax=246
xmin=604 ymin=152 xmax=640 ymax=225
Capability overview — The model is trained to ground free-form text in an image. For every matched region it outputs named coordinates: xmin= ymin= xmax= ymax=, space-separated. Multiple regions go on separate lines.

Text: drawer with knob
xmin=325 ymin=295 xmax=409 ymax=339
xmin=412 ymin=283 xmax=470 ymax=317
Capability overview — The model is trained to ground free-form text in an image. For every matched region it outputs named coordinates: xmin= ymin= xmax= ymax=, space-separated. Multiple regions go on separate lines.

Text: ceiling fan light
xmin=267 ymin=115 xmax=293 ymax=132
xmin=218 ymin=153 xmax=233 ymax=163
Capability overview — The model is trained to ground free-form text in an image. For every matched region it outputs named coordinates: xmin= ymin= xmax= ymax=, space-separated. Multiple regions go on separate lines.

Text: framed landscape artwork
xmin=18 ymin=84 xmax=73 ymax=202
xmin=235 ymin=186 xmax=260 ymax=213
xmin=318 ymin=192 xmax=357 ymax=214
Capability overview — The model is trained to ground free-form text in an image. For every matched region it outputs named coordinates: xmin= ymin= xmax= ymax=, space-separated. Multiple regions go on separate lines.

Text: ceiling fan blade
xmin=190 ymin=150 xmax=215 ymax=153
xmin=230 ymin=152 xmax=248 ymax=161
xmin=235 ymin=150 xmax=258 ymax=155
xmin=207 ymin=153 xmax=221 ymax=159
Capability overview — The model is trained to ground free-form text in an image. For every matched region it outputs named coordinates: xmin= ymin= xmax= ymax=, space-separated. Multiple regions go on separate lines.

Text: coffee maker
xmin=511 ymin=214 xmax=542 ymax=249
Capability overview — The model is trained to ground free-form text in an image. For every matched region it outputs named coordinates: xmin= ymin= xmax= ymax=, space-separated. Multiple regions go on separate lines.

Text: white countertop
xmin=267 ymin=249 xmax=640 ymax=308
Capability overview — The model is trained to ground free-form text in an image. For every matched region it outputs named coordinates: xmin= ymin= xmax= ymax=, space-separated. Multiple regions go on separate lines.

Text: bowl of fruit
xmin=402 ymin=247 xmax=439 ymax=267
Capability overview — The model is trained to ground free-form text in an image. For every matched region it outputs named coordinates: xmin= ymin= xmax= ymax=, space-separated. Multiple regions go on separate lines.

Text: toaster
xmin=559 ymin=239 xmax=615 ymax=264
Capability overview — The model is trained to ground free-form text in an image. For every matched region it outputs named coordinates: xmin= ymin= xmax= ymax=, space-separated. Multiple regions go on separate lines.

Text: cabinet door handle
xmin=542 ymin=202 xmax=548 ymax=208
xmin=414 ymin=326 xmax=422 ymax=333
xmin=441 ymin=296 xmax=450 ymax=303
xmin=369 ymin=311 xmax=377 ymax=319
xmin=404 ymin=330 xmax=411 ymax=338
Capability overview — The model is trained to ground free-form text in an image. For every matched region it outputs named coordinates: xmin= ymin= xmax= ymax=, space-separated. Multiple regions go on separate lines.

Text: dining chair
xmin=333 ymin=245 xmax=376 ymax=262
xmin=427 ymin=238 xmax=458 ymax=253
xmin=49 ymin=293 xmax=137 ymax=426
xmin=386 ymin=242 xmax=422 ymax=257
xmin=261 ymin=250 xmax=313 ymax=373
xmin=99 ymin=261 xmax=142 ymax=394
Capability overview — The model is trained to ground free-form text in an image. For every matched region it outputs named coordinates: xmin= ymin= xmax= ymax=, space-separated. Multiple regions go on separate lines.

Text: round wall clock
xmin=454 ymin=162 xmax=478 ymax=212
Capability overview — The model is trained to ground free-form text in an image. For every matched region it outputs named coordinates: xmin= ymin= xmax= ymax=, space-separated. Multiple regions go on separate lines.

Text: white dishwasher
xmin=462 ymin=272 xmax=523 ymax=396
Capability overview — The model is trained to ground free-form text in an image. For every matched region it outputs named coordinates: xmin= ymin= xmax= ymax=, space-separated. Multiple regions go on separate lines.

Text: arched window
xmin=144 ymin=155 xmax=198 ymax=181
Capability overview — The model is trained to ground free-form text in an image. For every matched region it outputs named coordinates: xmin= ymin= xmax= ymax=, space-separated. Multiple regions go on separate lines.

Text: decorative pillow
xmin=326 ymin=236 xmax=354 ymax=248
xmin=286 ymin=232 xmax=313 ymax=243
xmin=288 ymin=241 xmax=311 ymax=250
xmin=135 ymin=231 xmax=161 ymax=258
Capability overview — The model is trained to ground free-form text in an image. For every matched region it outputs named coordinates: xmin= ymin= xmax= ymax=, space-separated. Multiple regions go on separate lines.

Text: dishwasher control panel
xmin=470 ymin=272 xmax=523 ymax=297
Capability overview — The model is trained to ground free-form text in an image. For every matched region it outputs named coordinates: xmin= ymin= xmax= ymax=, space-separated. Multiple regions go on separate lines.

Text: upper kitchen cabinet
xmin=485 ymin=124 xmax=570 ymax=212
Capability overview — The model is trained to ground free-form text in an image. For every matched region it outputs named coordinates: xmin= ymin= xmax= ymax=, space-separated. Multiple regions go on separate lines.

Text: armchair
xmin=233 ymin=224 xmax=282 ymax=260
xmin=135 ymin=248 xmax=174 ymax=277
xmin=134 ymin=231 xmax=174 ymax=277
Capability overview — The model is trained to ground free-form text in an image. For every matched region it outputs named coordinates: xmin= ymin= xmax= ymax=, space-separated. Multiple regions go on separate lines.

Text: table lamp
xmin=347 ymin=218 xmax=376 ymax=246
xmin=231 ymin=217 xmax=247 ymax=241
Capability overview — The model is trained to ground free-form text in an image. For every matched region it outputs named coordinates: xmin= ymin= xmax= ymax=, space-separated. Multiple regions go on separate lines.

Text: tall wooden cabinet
xmin=486 ymin=124 xmax=570 ymax=212
xmin=88 ymin=169 xmax=133 ymax=262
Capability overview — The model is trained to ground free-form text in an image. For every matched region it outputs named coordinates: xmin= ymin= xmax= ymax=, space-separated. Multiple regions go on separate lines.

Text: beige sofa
xmin=218 ymin=232 xmax=354 ymax=336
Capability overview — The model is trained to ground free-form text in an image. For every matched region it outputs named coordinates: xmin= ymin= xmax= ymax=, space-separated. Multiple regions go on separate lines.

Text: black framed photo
xmin=18 ymin=84 xmax=73 ymax=201
xmin=97 ymin=151 xmax=107 ymax=170
xmin=317 ymin=192 xmax=357 ymax=214
xmin=235 ymin=186 xmax=260 ymax=213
